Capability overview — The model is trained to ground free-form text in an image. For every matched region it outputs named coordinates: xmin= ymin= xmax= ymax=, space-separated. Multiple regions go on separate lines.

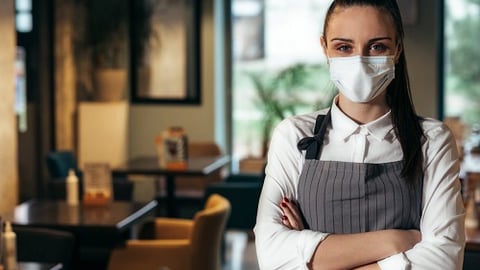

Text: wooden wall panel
xmin=0 ymin=0 xmax=18 ymax=213
xmin=54 ymin=0 xmax=76 ymax=151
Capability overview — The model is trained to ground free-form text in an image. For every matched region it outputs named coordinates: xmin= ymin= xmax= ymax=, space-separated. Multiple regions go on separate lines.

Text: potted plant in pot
xmin=87 ymin=0 xmax=129 ymax=101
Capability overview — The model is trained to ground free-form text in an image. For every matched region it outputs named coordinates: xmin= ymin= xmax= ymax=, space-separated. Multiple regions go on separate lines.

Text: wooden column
xmin=0 ymin=0 xmax=18 ymax=213
xmin=54 ymin=0 xmax=77 ymax=151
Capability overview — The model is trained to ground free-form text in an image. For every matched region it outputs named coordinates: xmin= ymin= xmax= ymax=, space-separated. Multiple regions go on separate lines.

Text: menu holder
xmin=155 ymin=127 xmax=188 ymax=169
xmin=82 ymin=162 xmax=113 ymax=206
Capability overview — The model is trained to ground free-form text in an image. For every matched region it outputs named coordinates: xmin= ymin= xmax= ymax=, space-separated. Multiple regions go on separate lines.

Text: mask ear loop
xmin=320 ymin=35 xmax=330 ymax=64
xmin=394 ymin=41 xmax=403 ymax=64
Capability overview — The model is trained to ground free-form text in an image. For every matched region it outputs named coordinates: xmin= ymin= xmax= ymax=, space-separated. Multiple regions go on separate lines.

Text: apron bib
xmin=297 ymin=111 xmax=422 ymax=234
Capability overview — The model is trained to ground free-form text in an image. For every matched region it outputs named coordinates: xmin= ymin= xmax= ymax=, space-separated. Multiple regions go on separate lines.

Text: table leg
xmin=165 ymin=175 xmax=177 ymax=217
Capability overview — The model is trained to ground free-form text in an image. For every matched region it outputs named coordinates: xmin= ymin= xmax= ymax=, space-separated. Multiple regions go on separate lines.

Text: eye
xmin=369 ymin=43 xmax=389 ymax=54
xmin=335 ymin=44 xmax=352 ymax=54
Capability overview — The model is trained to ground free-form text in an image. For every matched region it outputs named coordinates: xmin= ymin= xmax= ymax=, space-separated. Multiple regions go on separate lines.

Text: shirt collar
xmin=330 ymin=96 xmax=394 ymax=142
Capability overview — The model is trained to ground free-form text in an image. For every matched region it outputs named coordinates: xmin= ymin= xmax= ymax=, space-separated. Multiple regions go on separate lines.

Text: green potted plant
xmin=246 ymin=63 xmax=336 ymax=157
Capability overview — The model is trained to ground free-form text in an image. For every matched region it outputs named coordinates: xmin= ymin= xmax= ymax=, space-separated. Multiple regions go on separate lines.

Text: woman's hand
xmin=280 ymin=198 xmax=304 ymax=230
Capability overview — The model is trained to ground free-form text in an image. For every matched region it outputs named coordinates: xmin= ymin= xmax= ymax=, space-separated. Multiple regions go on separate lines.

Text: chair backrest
xmin=14 ymin=226 xmax=76 ymax=270
xmin=188 ymin=142 xmax=222 ymax=157
xmin=46 ymin=151 xmax=79 ymax=178
xmin=176 ymin=142 xmax=224 ymax=193
xmin=204 ymin=173 xmax=263 ymax=230
xmin=189 ymin=194 xmax=231 ymax=270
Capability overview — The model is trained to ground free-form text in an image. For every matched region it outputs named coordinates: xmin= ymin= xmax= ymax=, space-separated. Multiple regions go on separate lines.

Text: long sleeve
xmin=255 ymin=106 xmax=466 ymax=269
xmin=254 ymin=116 xmax=330 ymax=269
xmin=378 ymin=122 xmax=466 ymax=270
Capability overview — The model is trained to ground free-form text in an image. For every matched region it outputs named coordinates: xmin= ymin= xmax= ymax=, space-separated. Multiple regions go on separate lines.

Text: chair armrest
xmin=108 ymin=239 xmax=190 ymax=270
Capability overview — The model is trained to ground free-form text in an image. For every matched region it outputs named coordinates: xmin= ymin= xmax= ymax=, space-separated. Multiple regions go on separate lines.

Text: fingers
xmin=280 ymin=198 xmax=304 ymax=230
xmin=283 ymin=198 xmax=304 ymax=226
xmin=281 ymin=203 xmax=296 ymax=229
xmin=281 ymin=214 xmax=292 ymax=228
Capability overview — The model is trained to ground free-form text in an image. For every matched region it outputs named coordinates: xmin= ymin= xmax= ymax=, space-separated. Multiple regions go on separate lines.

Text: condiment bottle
xmin=2 ymin=221 xmax=17 ymax=270
xmin=66 ymin=169 xmax=79 ymax=205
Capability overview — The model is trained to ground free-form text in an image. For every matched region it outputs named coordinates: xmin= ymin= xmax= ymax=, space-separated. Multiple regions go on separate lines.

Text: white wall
xmin=128 ymin=0 xmax=216 ymax=158
xmin=128 ymin=0 xmax=441 ymax=159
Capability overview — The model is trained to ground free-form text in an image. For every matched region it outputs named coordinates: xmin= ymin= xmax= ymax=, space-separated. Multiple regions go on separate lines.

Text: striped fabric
xmin=298 ymin=160 xmax=422 ymax=234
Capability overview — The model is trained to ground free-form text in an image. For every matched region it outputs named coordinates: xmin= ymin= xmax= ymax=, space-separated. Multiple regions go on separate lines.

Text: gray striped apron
xmin=296 ymin=110 xmax=422 ymax=234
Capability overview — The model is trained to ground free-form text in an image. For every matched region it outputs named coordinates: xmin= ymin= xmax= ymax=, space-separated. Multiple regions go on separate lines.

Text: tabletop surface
xmin=18 ymin=262 xmax=62 ymax=270
xmin=112 ymin=155 xmax=230 ymax=176
xmin=9 ymin=200 xmax=157 ymax=231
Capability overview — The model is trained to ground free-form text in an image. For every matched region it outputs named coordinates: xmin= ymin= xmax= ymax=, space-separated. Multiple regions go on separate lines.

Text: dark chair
xmin=46 ymin=151 xmax=133 ymax=201
xmin=204 ymin=173 xmax=264 ymax=230
xmin=14 ymin=226 xmax=76 ymax=270
xmin=46 ymin=151 xmax=81 ymax=178
xmin=464 ymin=250 xmax=480 ymax=270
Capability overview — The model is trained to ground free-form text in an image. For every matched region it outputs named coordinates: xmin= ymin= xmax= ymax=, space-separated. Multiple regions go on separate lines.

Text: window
xmin=15 ymin=0 xmax=32 ymax=33
xmin=15 ymin=0 xmax=33 ymax=132
xmin=443 ymin=0 xmax=480 ymax=151
xmin=231 ymin=0 xmax=336 ymax=171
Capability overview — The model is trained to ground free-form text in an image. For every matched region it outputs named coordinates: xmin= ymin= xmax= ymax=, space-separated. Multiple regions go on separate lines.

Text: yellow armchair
xmin=107 ymin=194 xmax=231 ymax=270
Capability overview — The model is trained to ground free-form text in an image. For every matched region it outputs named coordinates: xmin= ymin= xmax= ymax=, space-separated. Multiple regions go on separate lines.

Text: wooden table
xmin=113 ymin=155 xmax=230 ymax=217
xmin=8 ymin=200 xmax=157 ymax=269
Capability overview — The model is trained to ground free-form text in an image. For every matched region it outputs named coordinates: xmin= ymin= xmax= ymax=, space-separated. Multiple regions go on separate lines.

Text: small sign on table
xmin=83 ymin=163 xmax=113 ymax=206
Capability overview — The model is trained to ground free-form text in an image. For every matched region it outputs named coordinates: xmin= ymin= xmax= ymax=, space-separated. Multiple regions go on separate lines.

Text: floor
xmin=223 ymin=230 xmax=260 ymax=270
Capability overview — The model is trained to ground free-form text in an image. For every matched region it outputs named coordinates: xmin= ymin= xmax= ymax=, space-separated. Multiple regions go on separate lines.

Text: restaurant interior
xmin=0 ymin=0 xmax=480 ymax=269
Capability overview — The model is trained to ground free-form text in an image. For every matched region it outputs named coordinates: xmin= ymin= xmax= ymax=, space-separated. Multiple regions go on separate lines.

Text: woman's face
xmin=322 ymin=5 xmax=401 ymax=60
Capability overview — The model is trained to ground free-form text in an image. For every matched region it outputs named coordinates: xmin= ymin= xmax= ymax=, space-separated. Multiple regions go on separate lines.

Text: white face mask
xmin=328 ymin=55 xmax=395 ymax=103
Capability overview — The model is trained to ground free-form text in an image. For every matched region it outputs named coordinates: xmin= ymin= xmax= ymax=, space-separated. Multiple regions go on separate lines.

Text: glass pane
xmin=16 ymin=47 xmax=27 ymax=132
xmin=231 ymin=0 xmax=336 ymax=171
xmin=444 ymin=0 xmax=480 ymax=152
xmin=16 ymin=12 xmax=32 ymax=33
xmin=444 ymin=1 xmax=480 ymax=124
xmin=15 ymin=0 xmax=31 ymax=11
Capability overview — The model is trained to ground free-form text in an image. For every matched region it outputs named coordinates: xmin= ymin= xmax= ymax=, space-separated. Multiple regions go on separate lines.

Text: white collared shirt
xmin=254 ymin=100 xmax=465 ymax=270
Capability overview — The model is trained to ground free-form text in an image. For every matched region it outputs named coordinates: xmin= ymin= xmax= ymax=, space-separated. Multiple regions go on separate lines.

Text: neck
xmin=336 ymin=93 xmax=389 ymax=124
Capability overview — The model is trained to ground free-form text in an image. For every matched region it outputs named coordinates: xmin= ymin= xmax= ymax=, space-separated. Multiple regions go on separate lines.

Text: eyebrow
xmin=329 ymin=36 xmax=393 ymax=43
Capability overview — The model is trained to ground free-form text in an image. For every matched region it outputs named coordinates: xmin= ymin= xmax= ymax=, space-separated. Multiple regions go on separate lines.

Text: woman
xmin=254 ymin=0 xmax=465 ymax=269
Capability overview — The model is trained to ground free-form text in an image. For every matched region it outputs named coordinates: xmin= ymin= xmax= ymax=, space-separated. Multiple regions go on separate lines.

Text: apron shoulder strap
xmin=297 ymin=109 xmax=331 ymax=159
xmin=314 ymin=114 xmax=325 ymax=134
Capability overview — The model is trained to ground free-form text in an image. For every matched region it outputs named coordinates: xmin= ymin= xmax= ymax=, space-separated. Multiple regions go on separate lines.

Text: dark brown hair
xmin=323 ymin=0 xmax=424 ymax=183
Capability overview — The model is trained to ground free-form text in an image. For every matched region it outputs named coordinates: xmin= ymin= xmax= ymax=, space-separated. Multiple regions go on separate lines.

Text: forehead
xmin=325 ymin=5 xmax=396 ymax=40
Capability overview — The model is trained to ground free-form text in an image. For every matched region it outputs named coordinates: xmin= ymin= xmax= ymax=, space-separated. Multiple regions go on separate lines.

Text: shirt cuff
xmin=297 ymin=230 xmax=329 ymax=269
xmin=378 ymin=253 xmax=411 ymax=270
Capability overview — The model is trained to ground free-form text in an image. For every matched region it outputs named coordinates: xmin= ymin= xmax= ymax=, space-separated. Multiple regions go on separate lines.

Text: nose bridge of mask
xmin=363 ymin=56 xmax=394 ymax=73
xmin=366 ymin=63 xmax=381 ymax=74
